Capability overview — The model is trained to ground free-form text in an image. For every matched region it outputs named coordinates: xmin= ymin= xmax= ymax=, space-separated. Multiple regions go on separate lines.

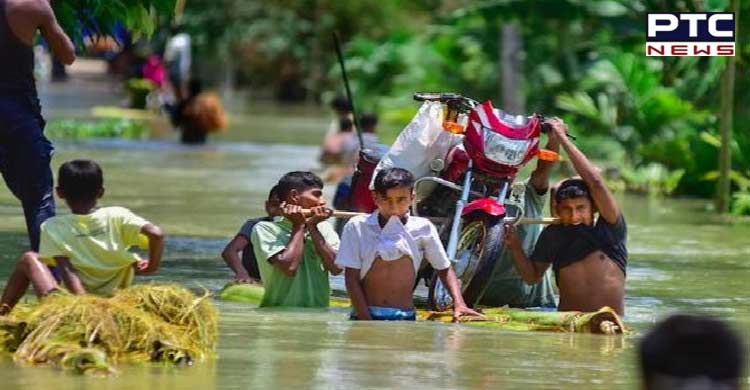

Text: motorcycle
xmin=345 ymin=92 xmax=562 ymax=309
xmin=411 ymin=93 xmax=563 ymax=309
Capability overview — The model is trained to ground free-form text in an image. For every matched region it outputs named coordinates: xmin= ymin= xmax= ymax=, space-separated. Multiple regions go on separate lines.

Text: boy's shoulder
xmin=96 ymin=206 xmax=149 ymax=224
xmin=98 ymin=205 xmax=135 ymax=215
xmin=342 ymin=213 xmax=379 ymax=233
xmin=41 ymin=214 xmax=70 ymax=230
xmin=347 ymin=213 xmax=371 ymax=226
xmin=405 ymin=216 xmax=438 ymax=236
xmin=407 ymin=215 xmax=433 ymax=226
xmin=251 ymin=218 xmax=288 ymax=237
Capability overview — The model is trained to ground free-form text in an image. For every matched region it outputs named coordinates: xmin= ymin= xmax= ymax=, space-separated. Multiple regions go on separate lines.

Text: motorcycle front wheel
xmin=428 ymin=214 xmax=505 ymax=310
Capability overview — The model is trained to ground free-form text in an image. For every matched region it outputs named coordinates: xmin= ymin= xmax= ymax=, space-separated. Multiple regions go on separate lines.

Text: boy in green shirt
xmin=0 ymin=160 xmax=164 ymax=315
xmin=251 ymin=171 xmax=341 ymax=307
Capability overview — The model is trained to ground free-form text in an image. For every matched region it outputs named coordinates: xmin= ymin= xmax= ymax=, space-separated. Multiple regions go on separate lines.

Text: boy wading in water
xmin=222 ymin=186 xmax=282 ymax=283
xmin=336 ymin=168 xmax=482 ymax=321
xmin=505 ymin=120 xmax=627 ymax=315
xmin=0 ymin=160 xmax=164 ymax=315
xmin=250 ymin=172 xmax=341 ymax=307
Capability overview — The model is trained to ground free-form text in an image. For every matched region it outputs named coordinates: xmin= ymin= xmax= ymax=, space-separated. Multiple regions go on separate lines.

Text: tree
xmin=717 ymin=0 xmax=739 ymax=213
xmin=52 ymin=0 xmax=177 ymax=46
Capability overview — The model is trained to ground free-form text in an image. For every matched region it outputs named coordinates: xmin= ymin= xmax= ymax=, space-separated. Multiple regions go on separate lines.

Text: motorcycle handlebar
xmin=413 ymin=92 xmax=477 ymax=109
xmin=538 ymin=116 xmax=576 ymax=140
xmin=414 ymin=92 xmax=576 ymax=140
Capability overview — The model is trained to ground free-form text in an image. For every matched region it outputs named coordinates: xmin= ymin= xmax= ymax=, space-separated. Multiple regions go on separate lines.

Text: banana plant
xmin=52 ymin=0 xmax=177 ymax=47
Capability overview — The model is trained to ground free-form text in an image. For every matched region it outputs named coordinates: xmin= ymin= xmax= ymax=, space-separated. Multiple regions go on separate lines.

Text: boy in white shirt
xmin=335 ymin=167 xmax=481 ymax=321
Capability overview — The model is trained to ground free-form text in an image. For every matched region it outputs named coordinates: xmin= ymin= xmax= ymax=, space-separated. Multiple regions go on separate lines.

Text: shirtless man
xmin=1 ymin=0 xmax=75 ymax=250
xmin=336 ymin=167 xmax=482 ymax=321
xmin=505 ymin=119 xmax=627 ymax=315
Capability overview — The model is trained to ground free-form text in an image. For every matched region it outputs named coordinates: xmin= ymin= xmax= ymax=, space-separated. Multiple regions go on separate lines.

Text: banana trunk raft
xmin=219 ymin=283 xmax=625 ymax=335
xmin=0 ymin=284 xmax=218 ymax=376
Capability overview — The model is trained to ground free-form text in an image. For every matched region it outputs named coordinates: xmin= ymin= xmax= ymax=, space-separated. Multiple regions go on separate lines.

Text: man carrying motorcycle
xmin=505 ymin=119 xmax=627 ymax=315
xmin=477 ymin=119 xmax=561 ymax=309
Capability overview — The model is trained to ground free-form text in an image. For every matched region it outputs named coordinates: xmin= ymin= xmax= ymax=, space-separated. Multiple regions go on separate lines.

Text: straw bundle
xmin=0 ymin=284 xmax=218 ymax=375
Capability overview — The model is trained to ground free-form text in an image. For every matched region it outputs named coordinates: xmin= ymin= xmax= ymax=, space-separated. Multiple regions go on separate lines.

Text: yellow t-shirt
xmin=38 ymin=206 xmax=150 ymax=295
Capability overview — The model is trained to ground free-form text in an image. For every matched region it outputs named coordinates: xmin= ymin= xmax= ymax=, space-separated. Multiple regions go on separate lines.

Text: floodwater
xmin=0 ymin=71 xmax=747 ymax=389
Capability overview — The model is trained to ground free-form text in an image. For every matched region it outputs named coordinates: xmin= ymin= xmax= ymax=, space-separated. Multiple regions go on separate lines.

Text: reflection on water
xmin=0 ymin=136 xmax=747 ymax=389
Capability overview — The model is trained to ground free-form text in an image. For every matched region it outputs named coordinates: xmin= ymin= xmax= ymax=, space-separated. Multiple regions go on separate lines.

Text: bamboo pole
xmin=301 ymin=209 xmax=559 ymax=224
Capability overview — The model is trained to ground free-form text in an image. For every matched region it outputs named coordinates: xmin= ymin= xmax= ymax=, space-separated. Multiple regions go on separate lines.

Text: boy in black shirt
xmin=504 ymin=119 xmax=627 ymax=315
xmin=221 ymin=186 xmax=281 ymax=283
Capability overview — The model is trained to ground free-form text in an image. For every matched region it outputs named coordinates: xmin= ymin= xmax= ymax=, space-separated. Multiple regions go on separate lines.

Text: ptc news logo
xmin=647 ymin=12 xmax=735 ymax=56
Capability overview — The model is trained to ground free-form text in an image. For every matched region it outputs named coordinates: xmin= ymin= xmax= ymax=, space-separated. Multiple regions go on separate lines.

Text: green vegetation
xmin=174 ymin=0 xmax=750 ymax=214
xmin=125 ymin=78 xmax=156 ymax=109
xmin=46 ymin=118 xmax=149 ymax=140
xmin=53 ymin=0 xmax=749 ymax=215
xmin=53 ymin=0 xmax=176 ymax=46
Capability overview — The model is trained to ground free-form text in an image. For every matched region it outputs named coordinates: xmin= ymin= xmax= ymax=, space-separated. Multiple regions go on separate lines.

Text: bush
xmin=45 ymin=119 xmax=149 ymax=140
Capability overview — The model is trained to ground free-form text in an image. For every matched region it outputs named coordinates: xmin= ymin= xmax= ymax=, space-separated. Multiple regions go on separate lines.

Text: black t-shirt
xmin=238 ymin=216 xmax=273 ymax=280
xmin=530 ymin=214 xmax=627 ymax=276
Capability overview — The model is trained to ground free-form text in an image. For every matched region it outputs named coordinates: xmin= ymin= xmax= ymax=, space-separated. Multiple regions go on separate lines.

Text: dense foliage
xmin=57 ymin=0 xmax=750 ymax=213
xmin=53 ymin=0 xmax=176 ymax=45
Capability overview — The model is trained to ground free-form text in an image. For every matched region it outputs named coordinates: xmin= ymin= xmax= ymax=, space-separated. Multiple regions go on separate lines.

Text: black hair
xmin=330 ymin=95 xmax=351 ymax=112
xmin=268 ymin=185 xmax=280 ymax=200
xmin=276 ymin=171 xmax=324 ymax=201
xmin=169 ymin=24 xmax=184 ymax=35
xmin=360 ymin=113 xmax=378 ymax=133
xmin=554 ymin=178 xmax=592 ymax=204
xmin=639 ymin=314 xmax=745 ymax=389
xmin=58 ymin=160 xmax=104 ymax=203
xmin=188 ymin=79 xmax=203 ymax=98
xmin=339 ymin=117 xmax=354 ymax=133
xmin=373 ymin=167 xmax=414 ymax=196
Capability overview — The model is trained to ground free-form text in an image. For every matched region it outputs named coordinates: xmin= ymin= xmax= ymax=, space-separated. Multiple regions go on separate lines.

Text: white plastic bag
xmin=370 ymin=101 xmax=463 ymax=189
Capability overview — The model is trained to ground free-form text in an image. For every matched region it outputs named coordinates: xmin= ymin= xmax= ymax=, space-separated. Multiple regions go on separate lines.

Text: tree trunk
xmin=307 ymin=0 xmax=324 ymax=104
xmin=717 ymin=0 xmax=739 ymax=213
xmin=221 ymin=49 xmax=236 ymax=101
xmin=500 ymin=23 xmax=525 ymax=114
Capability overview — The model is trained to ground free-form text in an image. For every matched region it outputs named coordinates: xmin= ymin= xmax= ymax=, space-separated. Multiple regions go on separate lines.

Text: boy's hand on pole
xmin=306 ymin=206 xmax=333 ymax=226
xmin=281 ymin=202 xmax=307 ymax=226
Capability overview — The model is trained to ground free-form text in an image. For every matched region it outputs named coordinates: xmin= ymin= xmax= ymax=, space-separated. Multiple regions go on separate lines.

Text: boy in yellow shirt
xmin=0 ymin=160 xmax=164 ymax=314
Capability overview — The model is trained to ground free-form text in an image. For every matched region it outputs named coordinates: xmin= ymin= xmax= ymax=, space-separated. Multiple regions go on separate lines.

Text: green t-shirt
xmin=250 ymin=218 xmax=340 ymax=307
xmin=478 ymin=182 xmax=557 ymax=308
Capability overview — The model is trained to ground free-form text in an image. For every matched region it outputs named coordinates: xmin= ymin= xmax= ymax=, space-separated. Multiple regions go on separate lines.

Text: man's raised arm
xmin=549 ymin=119 xmax=620 ymax=223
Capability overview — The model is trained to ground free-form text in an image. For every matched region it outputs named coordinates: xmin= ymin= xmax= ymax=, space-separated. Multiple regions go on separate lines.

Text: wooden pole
xmin=333 ymin=32 xmax=364 ymax=148
xmin=717 ymin=0 xmax=739 ymax=214
xmin=303 ymin=209 xmax=559 ymax=224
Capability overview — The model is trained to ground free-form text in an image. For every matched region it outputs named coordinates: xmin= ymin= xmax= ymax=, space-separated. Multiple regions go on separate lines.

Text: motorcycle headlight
xmin=482 ymin=127 xmax=532 ymax=166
